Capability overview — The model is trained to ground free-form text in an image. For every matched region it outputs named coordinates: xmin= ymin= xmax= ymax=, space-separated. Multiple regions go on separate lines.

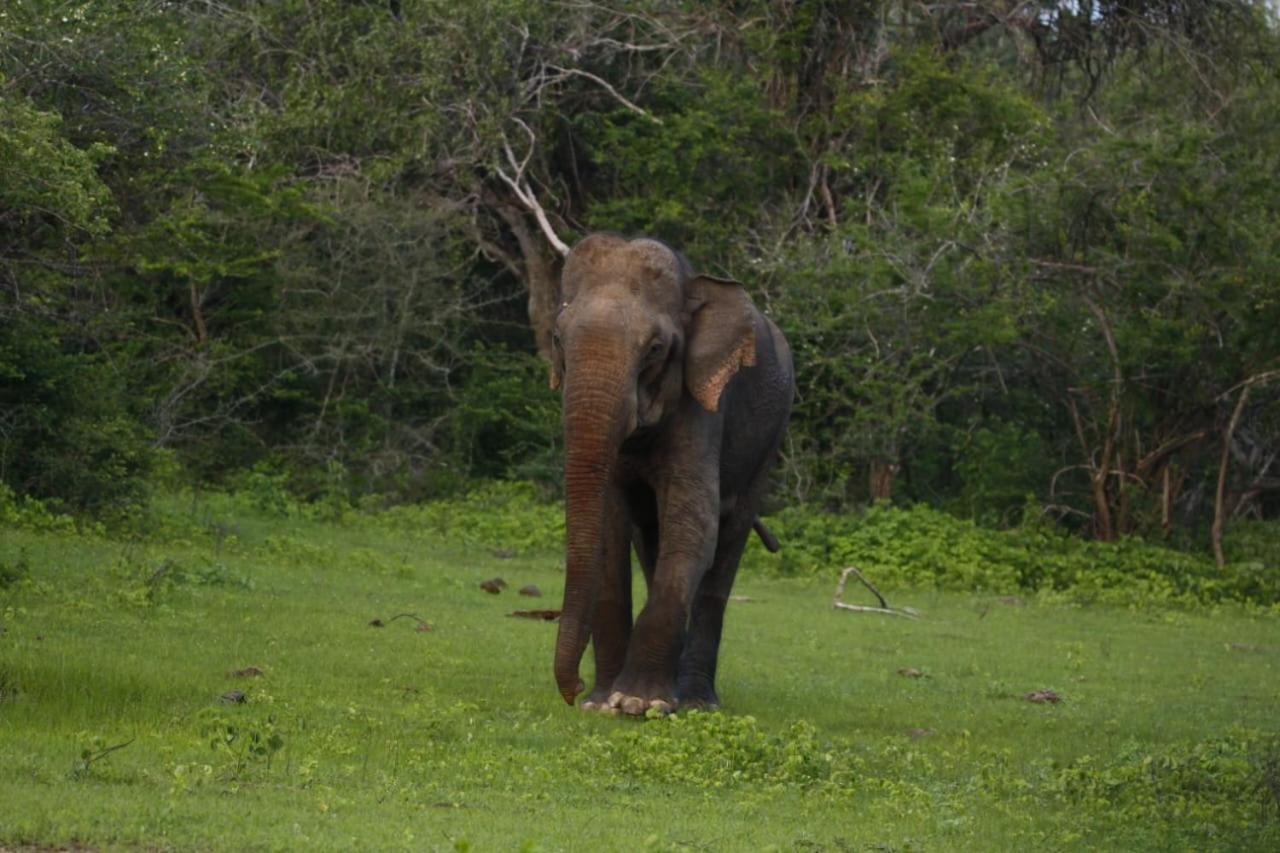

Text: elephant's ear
xmin=684 ymin=275 xmax=757 ymax=412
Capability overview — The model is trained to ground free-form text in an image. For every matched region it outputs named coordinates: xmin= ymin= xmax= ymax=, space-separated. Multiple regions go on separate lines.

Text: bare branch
xmin=833 ymin=566 xmax=921 ymax=619
xmin=495 ymin=131 xmax=570 ymax=258
xmin=1213 ymin=383 xmax=1250 ymax=568
xmin=1212 ymin=368 xmax=1280 ymax=567
xmin=544 ymin=64 xmax=661 ymax=123
xmin=1215 ymin=368 xmax=1280 ymax=401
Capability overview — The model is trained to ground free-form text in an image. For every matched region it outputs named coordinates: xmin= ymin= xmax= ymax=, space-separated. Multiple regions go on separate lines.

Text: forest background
xmin=3 ymin=0 xmax=1279 ymax=563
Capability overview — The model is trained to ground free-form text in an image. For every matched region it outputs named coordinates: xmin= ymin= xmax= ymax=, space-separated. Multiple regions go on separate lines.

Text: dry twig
xmin=832 ymin=566 xmax=920 ymax=619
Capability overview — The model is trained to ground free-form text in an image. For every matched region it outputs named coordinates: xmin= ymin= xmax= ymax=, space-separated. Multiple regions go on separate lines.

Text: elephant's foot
xmin=579 ymin=685 xmax=620 ymax=714
xmin=580 ymin=701 xmax=620 ymax=714
xmin=606 ymin=691 xmax=674 ymax=716
xmin=599 ymin=673 xmax=677 ymax=717
xmin=676 ymin=693 xmax=720 ymax=711
xmin=676 ymin=681 xmax=720 ymax=711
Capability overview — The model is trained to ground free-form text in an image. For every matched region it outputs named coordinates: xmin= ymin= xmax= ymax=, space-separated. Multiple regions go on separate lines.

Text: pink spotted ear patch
xmin=691 ymin=328 xmax=756 ymax=412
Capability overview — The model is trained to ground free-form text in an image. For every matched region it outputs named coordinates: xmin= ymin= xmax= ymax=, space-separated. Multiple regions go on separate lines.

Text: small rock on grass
xmin=906 ymin=727 xmax=935 ymax=738
xmin=480 ymin=577 xmax=507 ymax=594
xmin=370 ymin=614 xmax=432 ymax=631
xmin=508 ymin=609 xmax=561 ymax=621
xmin=220 ymin=689 xmax=246 ymax=704
xmin=518 ymin=584 xmax=541 ymax=597
xmin=1025 ymin=689 xmax=1062 ymax=704
xmin=897 ymin=667 xmax=925 ymax=678
xmin=227 ymin=666 xmax=264 ymax=678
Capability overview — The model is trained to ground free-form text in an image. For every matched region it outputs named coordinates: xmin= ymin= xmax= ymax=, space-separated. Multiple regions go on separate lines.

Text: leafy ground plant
xmin=1 ymin=490 xmax=1277 ymax=849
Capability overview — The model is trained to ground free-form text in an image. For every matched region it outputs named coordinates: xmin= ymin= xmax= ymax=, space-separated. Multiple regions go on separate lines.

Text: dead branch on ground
xmin=833 ymin=565 xmax=921 ymax=619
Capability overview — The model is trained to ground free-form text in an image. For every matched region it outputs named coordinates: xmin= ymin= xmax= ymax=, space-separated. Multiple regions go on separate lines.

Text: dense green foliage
xmin=2 ymin=2 xmax=1279 ymax=558
xmin=2 ymin=492 xmax=1278 ymax=849
xmin=9 ymin=477 xmax=1274 ymax=610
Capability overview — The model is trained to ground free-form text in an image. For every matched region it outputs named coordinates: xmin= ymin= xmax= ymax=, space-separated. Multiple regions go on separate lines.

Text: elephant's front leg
xmin=581 ymin=486 xmax=633 ymax=711
xmin=677 ymin=509 xmax=754 ymax=710
xmin=606 ymin=489 xmax=717 ymax=716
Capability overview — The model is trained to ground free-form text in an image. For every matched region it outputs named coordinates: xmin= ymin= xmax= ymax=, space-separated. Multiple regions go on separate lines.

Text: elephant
xmin=550 ymin=233 xmax=795 ymax=716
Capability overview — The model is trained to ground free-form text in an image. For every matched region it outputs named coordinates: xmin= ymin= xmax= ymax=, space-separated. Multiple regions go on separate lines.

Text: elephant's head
xmin=551 ymin=234 xmax=758 ymax=705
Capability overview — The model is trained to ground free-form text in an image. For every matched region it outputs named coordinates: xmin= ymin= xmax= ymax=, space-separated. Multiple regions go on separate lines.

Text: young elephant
xmin=550 ymin=234 xmax=794 ymax=715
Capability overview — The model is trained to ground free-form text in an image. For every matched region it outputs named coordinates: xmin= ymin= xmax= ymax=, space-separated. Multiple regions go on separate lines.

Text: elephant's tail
xmin=753 ymin=518 xmax=780 ymax=553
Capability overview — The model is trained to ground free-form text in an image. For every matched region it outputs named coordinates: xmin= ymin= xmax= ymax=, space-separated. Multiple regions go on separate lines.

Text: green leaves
xmin=0 ymin=88 xmax=115 ymax=241
xmin=577 ymin=70 xmax=801 ymax=258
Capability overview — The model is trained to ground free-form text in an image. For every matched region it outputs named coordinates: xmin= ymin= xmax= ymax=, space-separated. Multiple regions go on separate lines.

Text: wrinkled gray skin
xmin=550 ymin=234 xmax=794 ymax=715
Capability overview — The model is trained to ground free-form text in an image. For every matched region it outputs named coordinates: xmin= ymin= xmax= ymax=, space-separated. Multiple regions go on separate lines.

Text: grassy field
xmin=1 ymin=493 xmax=1278 ymax=851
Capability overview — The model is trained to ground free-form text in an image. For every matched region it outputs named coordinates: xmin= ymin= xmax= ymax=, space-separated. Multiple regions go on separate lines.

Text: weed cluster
xmin=0 ymin=482 xmax=80 ymax=534
xmin=577 ymin=712 xmax=841 ymax=792
xmin=109 ymin=555 xmax=255 ymax=610
xmin=1036 ymin=731 xmax=1280 ymax=843
xmin=574 ymin=713 xmax=1279 ymax=846
xmin=0 ymin=552 xmax=31 ymax=589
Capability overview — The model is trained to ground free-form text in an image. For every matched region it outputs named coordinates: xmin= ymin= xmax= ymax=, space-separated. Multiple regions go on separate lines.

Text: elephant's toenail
xmin=621 ymin=696 xmax=645 ymax=715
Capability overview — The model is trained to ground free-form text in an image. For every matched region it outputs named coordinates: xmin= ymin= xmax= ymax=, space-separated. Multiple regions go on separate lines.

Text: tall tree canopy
xmin=2 ymin=0 xmax=1277 ymax=552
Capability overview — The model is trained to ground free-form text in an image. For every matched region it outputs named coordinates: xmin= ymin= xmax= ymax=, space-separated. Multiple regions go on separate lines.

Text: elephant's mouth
xmin=633 ymin=403 xmax=660 ymax=434
xmin=634 ymin=371 xmax=673 ymax=431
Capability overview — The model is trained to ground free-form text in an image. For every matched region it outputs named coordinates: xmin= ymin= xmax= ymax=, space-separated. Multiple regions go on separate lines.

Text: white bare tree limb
xmin=544 ymin=64 xmax=662 ymax=123
xmin=832 ymin=566 xmax=921 ymax=619
xmin=495 ymin=123 xmax=570 ymax=258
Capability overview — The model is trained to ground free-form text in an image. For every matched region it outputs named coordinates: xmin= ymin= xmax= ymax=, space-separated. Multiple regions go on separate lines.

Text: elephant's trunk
xmin=554 ymin=343 xmax=633 ymax=705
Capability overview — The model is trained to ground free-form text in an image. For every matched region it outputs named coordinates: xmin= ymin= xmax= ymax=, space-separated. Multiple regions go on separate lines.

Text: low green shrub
xmin=747 ymin=502 xmax=1279 ymax=607
xmin=41 ymin=475 xmax=1273 ymax=607
xmin=370 ymin=480 xmax=563 ymax=555
xmin=0 ymin=551 xmax=31 ymax=589
xmin=1039 ymin=730 xmax=1280 ymax=840
xmin=756 ymin=501 xmax=1026 ymax=589
xmin=0 ymin=482 xmax=80 ymax=535
xmin=0 ymin=317 xmax=153 ymax=514
xmin=575 ymin=711 xmax=1278 ymax=843
xmin=576 ymin=711 xmax=842 ymax=792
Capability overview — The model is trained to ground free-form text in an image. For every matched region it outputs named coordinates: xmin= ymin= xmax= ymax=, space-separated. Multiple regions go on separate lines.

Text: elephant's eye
xmin=646 ymin=339 xmax=664 ymax=359
xmin=552 ymin=330 xmax=562 ymax=350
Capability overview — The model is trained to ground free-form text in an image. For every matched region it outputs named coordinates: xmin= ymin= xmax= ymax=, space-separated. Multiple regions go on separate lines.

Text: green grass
xmin=1 ymin=494 xmax=1278 ymax=851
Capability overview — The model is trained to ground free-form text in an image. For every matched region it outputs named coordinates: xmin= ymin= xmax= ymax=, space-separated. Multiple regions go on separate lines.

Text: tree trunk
xmin=869 ymin=459 xmax=898 ymax=502
xmin=189 ymin=280 xmax=208 ymax=344
xmin=1212 ymin=385 xmax=1251 ymax=568
xmin=492 ymin=203 xmax=560 ymax=362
